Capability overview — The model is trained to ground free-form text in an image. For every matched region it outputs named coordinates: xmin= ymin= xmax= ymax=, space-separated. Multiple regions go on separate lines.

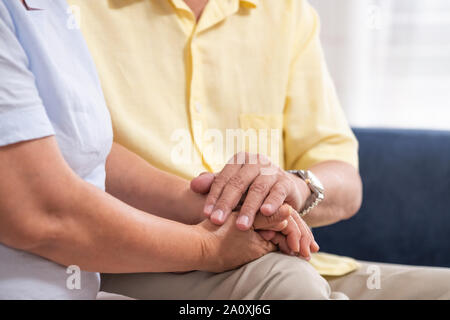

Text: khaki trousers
xmin=100 ymin=253 xmax=450 ymax=300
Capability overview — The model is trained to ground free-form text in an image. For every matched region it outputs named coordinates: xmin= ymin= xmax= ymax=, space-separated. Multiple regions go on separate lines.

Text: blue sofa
xmin=313 ymin=128 xmax=450 ymax=268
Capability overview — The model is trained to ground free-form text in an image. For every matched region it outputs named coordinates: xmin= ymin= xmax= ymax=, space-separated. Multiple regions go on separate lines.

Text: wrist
xmin=179 ymin=185 xmax=207 ymax=224
xmin=293 ymin=175 xmax=312 ymax=206
xmin=190 ymin=222 xmax=215 ymax=271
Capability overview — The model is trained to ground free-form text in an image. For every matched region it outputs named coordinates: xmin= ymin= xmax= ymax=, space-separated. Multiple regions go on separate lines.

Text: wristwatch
xmin=287 ymin=170 xmax=325 ymax=217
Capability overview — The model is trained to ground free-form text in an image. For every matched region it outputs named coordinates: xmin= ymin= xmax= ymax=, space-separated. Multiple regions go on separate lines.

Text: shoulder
xmin=256 ymin=0 xmax=318 ymax=36
xmin=257 ymin=0 xmax=316 ymax=20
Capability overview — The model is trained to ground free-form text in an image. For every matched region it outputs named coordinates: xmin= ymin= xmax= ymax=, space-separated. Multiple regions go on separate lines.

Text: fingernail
xmin=237 ymin=215 xmax=249 ymax=228
xmin=211 ymin=209 xmax=224 ymax=222
xmin=204 ymin=205 xmax=214 ymax=216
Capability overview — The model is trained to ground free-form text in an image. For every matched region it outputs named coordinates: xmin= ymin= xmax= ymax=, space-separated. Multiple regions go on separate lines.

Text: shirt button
xmin=194 ymin=101 xmax=202 ymax=113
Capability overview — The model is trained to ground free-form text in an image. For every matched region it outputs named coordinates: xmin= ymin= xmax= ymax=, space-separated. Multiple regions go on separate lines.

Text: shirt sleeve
xmin=283 ymin=0 xmax=358 ymax=170
xmin=0 ymin=2 xmax=54 ymax=147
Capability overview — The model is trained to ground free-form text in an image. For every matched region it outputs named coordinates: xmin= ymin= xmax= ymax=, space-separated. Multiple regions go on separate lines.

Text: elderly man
xmin=70 ymin=0 xmax=450 ymax=299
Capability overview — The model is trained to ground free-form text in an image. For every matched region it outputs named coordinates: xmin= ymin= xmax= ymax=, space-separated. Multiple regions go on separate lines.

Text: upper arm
xmin=0 ymin=5 xmax=76 ymax=249
xmin=283 ymin=1 xmax=358 ymax=171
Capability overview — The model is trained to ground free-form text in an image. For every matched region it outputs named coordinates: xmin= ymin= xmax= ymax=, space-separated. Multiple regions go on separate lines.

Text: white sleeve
xmin=0 ymin=1 xmax=54 ymax=147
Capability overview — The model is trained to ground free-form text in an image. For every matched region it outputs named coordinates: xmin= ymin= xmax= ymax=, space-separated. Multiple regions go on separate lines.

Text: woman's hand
xmin=256 ymin=204 xmax=320 ymax=261
xmin=194 ymin=208 xmax=294 ymax=273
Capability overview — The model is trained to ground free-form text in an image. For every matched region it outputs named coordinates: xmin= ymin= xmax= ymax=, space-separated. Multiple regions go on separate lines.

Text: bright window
xmin=310 ymin=0 xmax=450 ymax=130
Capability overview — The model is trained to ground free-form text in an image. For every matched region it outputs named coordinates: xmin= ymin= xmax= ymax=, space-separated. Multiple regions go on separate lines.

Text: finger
xmin=237 ymin=174 xmax=278 ymax=230
xmin=203 ymin=162 xmax=242 ymax=219
xmin=190 ymin=172 xmax=215 ymax=194
xmin=300 ymin=233 xmax=312 ymax=260
xmin=257 ymin=230 xmax=276 ymax=241
xmin=302 ymin=222 xmax=320 ymax=253
xmin=260 ymin=180 xmax=290 ymax=216
xmin=253 ymin=203 xmax=291 ymax=231
xmin=287 ymin=208 xmax=314 ymax=259
xmin=211 ymin=164 xmax=260 ymax=225
xmin=293 ymin=213 xmax=313 ymax=259
xmin=311 ymin=240 xmax=320 ymax=253
xmin=281 ymin=215 xmax=301 ymax=253
xmin=270 ymin=233 xmax=291 ymax=254
xmin=254 ymin=217 xmax=288 ymax=232
xmin=310 ymin=227 xmax=320 ymax=252
xmin=295 ymin=212 xmax=319 ymax=254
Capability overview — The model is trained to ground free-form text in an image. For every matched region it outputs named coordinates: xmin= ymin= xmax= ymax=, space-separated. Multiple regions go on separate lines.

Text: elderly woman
xmin=0 ymin=0 xmax=318 ymax=299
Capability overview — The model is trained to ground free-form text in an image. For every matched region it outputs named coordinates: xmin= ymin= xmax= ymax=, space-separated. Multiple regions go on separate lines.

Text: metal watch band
xmin=287 ymin=170 xmax=324 ymax=217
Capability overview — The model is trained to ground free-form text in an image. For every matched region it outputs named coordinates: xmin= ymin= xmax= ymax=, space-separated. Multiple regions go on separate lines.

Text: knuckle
xmin=272 ymin=184 xmax=288 ymax=199
xmin=213 ymin=174 xmax=229 ymax=188
xmin=281 ymin=175 xmax=294 ymax=188
xmin=206 ymin=192 xmax=219 ymax=204
xmin=249 ymin=181 xmax=269 ymax=194
xmin=228 ymin=175 xmax=246 ymax=191
xmin=206 ymin=187 xmax=220 ymax=204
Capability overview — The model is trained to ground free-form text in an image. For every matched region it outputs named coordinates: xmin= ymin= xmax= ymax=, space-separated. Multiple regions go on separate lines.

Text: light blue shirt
xmin=0 ymin=0 xmax=113 ymax=299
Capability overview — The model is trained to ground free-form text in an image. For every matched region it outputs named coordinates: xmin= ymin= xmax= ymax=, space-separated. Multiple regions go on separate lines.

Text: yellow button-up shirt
xmin=70 ymin=0 xmax=359 ymax=276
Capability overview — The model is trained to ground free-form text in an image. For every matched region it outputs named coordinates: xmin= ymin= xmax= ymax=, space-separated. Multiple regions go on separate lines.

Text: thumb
xmin=190 ymin=172 xmax=215 ymax=194
xmin=253 ymin=204 xmax=291 ymax=231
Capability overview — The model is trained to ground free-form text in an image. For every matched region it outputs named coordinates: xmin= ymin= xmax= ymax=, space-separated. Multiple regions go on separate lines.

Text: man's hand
xmin=195 ymin=209 xmax=293 ymax=273
xmin=191 ymin=152 xmax=310 ymax=230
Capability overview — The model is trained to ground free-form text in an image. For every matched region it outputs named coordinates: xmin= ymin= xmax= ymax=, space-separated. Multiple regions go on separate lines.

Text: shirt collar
xmin=240 ymin=0 xmax=258 ymax=8
xmin=170 ymin=0 xmax=258 ymax=11
xmin=109 ymin=1 xmax=258 ymax=11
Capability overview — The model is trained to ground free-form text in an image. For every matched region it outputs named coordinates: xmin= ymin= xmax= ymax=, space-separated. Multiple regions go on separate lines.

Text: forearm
xmin=106 ymin=143 xmax=205 ymax=224
xmin=293 ymin=160 xmax=362 ymax=228
xmin=0 ymin=138 xmax=205 ymax=273
xmin=29 ymin=179 xmax=205 ymax=273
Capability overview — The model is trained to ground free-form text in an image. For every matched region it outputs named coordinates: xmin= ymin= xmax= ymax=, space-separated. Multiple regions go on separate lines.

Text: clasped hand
xmin=191 ymin=152 xmax=320 ymax=260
